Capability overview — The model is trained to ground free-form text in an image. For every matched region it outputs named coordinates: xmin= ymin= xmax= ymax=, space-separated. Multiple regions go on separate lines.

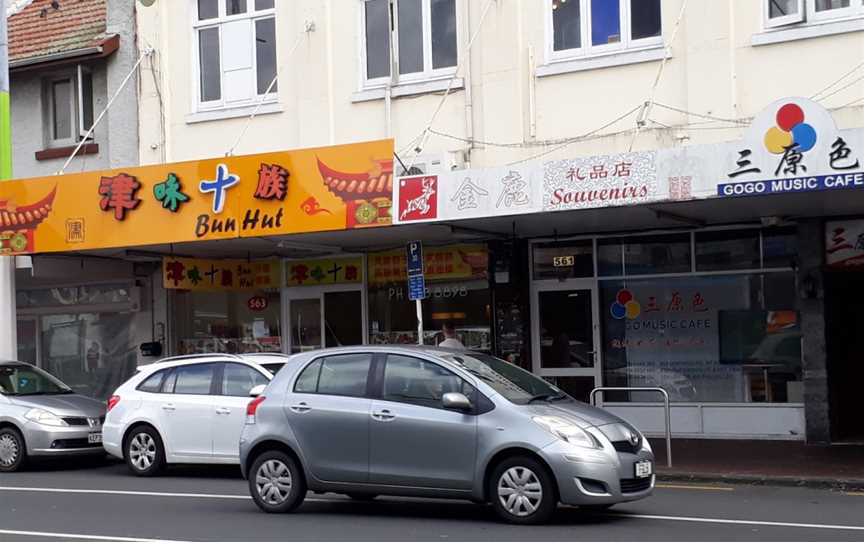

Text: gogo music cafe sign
xmin=716 ymin=98 xmax=863 ymax=198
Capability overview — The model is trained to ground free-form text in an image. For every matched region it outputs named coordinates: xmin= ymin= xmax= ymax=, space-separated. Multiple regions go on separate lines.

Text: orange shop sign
xmin=0 ymin=139 xmax=393 ymax=255
xmin=163 ymin=257 xmax=281 ymax=291
xmin=368 ymin=244 xmax=488 ymax=285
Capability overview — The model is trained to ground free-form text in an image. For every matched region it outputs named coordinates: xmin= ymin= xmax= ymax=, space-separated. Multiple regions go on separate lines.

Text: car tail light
xmin=246 ymin=396 xmax=266 ymax=425
xmin=107 ymin=395 xmax=121 ymax=413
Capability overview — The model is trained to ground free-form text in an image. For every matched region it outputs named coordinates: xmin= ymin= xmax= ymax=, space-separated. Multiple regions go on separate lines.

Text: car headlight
xmin=24 ymin=408 xmax=68 ymax=427
xmin=641 ymin=433 xmax=653 ymax=452
xmin=533 ymin=416 xmax=599 ymax=449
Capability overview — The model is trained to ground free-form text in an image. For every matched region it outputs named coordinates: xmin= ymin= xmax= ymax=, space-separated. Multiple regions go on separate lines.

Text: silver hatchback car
xmin=240 ymin=346 xmax=654 ymax=524
xmin=0 ymin=360 xmax=106 ymax=472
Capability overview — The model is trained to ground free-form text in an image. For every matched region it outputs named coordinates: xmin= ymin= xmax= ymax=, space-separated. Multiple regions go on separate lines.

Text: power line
xmin=815 ymin=73 xmax=864 ymax=104
xmin=811 ymin=60 xmax=864 ymax=100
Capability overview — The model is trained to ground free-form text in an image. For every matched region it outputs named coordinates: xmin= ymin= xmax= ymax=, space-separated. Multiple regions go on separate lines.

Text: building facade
xmin=7 ymin=0 xmax=152 ymax=400
xmin=4 ymin=0 xmax=864 ymax=445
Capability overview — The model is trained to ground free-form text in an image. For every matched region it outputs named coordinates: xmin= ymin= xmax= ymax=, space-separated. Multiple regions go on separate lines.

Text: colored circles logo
xmin=611 ymin=289 xmax=640 ymax=320
xmin=764 ymin=103 xmax=817 ymax=155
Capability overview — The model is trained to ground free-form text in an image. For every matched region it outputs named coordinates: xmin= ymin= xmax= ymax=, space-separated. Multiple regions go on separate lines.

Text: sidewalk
xmin=648 ymin=438 xmax=864 ymax=490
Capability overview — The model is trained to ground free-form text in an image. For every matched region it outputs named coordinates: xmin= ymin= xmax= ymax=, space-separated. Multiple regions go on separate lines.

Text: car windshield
xmin=0 ymin=363 xmax=74 ymax=396
xmin=443 ymin=352 xmax=569 ymax=405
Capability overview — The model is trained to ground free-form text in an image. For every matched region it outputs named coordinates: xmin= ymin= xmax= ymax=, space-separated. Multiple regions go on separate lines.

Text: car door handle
xmin=372 ymin=409 xmax=396 ymax=422
xmin=289 ymin=402 xmax=311 ymax=413
xmin=161 ymin=404 xmax=176 ymax=411
xmin=215 ymin=407 xmax=231 ymax=415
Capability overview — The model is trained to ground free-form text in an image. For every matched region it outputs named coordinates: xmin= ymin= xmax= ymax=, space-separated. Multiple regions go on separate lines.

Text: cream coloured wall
xmin=136 ymin=0 xmax=864 ymax=168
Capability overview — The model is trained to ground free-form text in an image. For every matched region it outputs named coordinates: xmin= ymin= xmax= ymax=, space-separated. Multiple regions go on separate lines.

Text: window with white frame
xmin=193 ymin=0 xmax=277 ymax=110
xmin=43 ymin=65 xmax=94 ymax=148
xmin=361 ymin=0 xmax=458 ymax=87
xmin=549 ymin=0 xmax=662 ymax=60
xmin=764 ymin=0 xmax=864 ymax=28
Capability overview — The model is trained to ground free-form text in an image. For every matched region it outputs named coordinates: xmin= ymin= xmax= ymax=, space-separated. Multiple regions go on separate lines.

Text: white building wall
xmin=136 ymin=0 xmax=864 ymax=170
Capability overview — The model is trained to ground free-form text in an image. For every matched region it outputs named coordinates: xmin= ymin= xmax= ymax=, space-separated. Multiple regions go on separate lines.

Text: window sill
xmin=537 ymin=46 xmax=667 ymax=78
xmin=352 ymin=77 xmax=464 ymax=103
xmin=752 ymin=17 xmax=864 ymax=46
xmin=185 ymin=102 xmax=283 ymax=124
xmin=35 ymin=143 xmax=99 ymax=161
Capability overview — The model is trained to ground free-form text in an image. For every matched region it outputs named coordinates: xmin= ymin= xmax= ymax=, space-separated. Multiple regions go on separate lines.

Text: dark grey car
xmin=0 ymin=361 xmax=106 ymax=472
xmin=239 ymin=346 xmax=654 ymax=524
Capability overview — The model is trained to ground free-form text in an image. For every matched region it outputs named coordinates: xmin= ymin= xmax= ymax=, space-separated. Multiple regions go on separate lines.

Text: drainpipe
xmin=0 ymin=0 xmax=17 ymax=360
xmin=385 ymin=0 xmax=398 ymax=139
xmin=461 ymin=0 xmax=474 ymax=168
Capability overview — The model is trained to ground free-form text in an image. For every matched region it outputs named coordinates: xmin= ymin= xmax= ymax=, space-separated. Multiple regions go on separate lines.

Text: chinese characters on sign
xmin=153 ymin=173 xmax=189 ymax=212
xmin=199 ymin=164 xmax=240 ymax=214
xmin=162 ymin=257 xmax=281 ymax=291
xmin=545 ymin=151 xmax=657 ymax=211
xmin=285 ymin=257 xmax=363 ymax=286
xmin=826 ymin=220 xmax=864 ymax=267
xmin=255 ymin=163 xmax=289 ymax=201
xmin=398 ymin=176 xmax=438 ymax=221
xmin=98 ymin=174 xmax=141 ymax=221
xmin=368 ymin=245 xmax=487 ymax=285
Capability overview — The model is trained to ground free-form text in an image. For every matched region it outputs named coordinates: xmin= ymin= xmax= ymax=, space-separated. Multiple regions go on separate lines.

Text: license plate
xmin=88 ymin=433 xmax=103 ymax=444
xmin=635 ymin=460 xmax=653 ymax=478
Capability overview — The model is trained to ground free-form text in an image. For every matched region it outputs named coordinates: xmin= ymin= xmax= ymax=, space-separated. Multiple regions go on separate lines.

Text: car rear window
xmin=137 ymin=370 xmax=166 ymax=393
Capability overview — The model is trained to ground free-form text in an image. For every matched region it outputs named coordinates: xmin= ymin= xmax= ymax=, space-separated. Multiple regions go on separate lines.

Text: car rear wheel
xmin=125 ymin=426 xmax=165 ymax=477
xmin=249 ymin=451 xmax=306 ymax=513
xmin=489 ymin=456 xmax=556 ymax=525
xmin=0 ymin=427 xmax=25 ymax=473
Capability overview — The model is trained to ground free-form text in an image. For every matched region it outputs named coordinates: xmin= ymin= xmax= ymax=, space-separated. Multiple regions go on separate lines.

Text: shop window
xmin=764 ymin=0 xmax=864 ymax=28
xmin=599 ymin=234 xmax=691 ymax=276
xmin=696 ymin=230 xmax=761 ymax=272
xmin=194 ymin=0 xmax=277 ymax=110
xmin=550 ymin=0 xmax=662 ymax=60
xmin=172 ymin=290 xmax=281 ymax=354
xmin=601 ymin=272 xmax=802 ymax=403
xmin=42 ymin=65 xmax=94 ymax=148
xmin=532 ymin=240 xmax=594 ymax=280
xmin=368 ymin=246 xmax=491 ymax=349
xmin=361 ymin=0 xmax=458 ymax=87
xmin=39 ymin=313 xmax=137 ymax=400
xmin=762 ymin=227 xmax=798 ymax=268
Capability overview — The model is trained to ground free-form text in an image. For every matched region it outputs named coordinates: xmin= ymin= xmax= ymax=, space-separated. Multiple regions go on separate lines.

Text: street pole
xmin=416 ymin=299 xmax=423 ymax=346
xmin=0 ymin=0 xmax=17 ymax=360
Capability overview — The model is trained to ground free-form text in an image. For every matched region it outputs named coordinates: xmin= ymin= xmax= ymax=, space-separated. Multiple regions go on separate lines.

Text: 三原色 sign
xmin=715 ymin=98 xmax=863 ymax=198
xmin=0 ymin=139 xmax=393 ymax=255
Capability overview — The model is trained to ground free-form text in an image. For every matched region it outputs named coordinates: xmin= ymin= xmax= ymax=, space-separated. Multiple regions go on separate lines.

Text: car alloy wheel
xmin=0 ymin=433 xmax=20 ymax=468
xmin=255 ymin=459 xmax=293 ymax=506
xmin=497 ymin=466 xmax=543 ymax=517
xmin=129 ymin=432 xmax=157 ymax=471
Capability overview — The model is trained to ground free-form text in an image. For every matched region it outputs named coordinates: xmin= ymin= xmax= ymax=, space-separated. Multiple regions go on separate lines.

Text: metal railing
xmin=590 ymin=387 xmax=672 ymax=468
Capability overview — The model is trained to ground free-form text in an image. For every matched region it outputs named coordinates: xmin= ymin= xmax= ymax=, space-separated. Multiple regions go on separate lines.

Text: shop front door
xmin=285 ymin=286 xmax=366 ymax=353
xmin=531 ymin=280 xmax=601 ymax=402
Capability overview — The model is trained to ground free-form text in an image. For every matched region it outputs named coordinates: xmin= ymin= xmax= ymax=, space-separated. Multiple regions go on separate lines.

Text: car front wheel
xmin=0 ymin=427 xmax=26 ymax=473
xmin=489 ymin=456 xmax=557 ymax=525
xmin=249 ymin=451 xmax=306 ymax=513
xmin=124 ymin=426 xmax=165 ymax=477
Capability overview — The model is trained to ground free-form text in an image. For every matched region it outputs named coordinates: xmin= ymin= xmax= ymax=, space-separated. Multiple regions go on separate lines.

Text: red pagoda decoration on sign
xmin=317 ymin=158 xmax=393 ymax=228
xmin=0 ymin=186 xmax=57 ymax=254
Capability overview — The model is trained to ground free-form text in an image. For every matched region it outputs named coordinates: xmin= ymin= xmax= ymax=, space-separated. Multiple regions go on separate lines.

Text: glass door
xmin=531 ymin=280 xmax=601 ymax=402
xmin=16 ymin=318 xmax=38 ymax=364
xmin=285 ymin=285 xmax=366 ymax=353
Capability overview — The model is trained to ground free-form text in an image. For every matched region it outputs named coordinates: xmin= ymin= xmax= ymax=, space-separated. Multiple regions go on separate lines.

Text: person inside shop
xmin=438 ymin=322 xmax=465 ymax=350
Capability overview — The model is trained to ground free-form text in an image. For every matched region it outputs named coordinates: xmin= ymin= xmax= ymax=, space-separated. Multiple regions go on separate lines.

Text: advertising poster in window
xmin=826 ymin=220 xmax=864 ymax=267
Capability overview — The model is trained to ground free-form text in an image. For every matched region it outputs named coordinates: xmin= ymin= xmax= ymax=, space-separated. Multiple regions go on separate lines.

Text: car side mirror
xmin=442 ymin=392 xmax=472 ymax=411
xmin=249 ymin=384 xmax=267 ymax=398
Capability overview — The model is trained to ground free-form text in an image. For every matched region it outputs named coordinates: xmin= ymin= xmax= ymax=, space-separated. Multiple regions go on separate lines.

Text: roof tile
xmin=9 ymin=0 xmax=108 ymax=62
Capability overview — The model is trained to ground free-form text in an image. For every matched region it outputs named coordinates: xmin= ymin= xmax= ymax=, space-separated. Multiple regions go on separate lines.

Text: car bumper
xmin=23 ymin=423 xmax=105 ymax=457
xmin=539 ymin=439 xmax=655 ymax=506
xmin=102 ymin=419 xmax=124 ymax=460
